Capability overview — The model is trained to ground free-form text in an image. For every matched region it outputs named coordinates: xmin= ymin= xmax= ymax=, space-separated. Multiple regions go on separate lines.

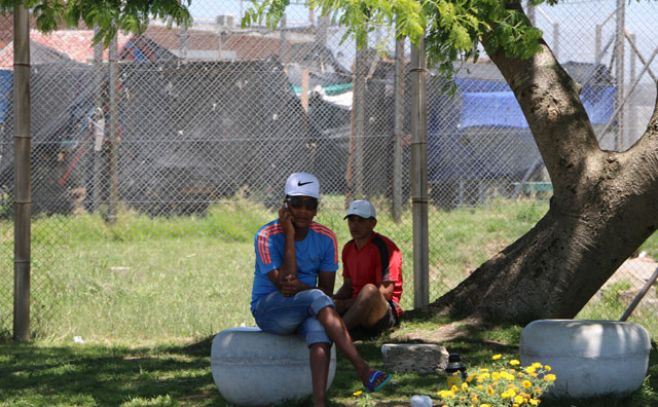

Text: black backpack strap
xmin=371 ymin=234 xmax=390 ymax=281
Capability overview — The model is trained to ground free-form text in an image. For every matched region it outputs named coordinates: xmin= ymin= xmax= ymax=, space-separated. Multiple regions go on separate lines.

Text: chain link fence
xmin=0 ymin=0 xmax=657 ymax=341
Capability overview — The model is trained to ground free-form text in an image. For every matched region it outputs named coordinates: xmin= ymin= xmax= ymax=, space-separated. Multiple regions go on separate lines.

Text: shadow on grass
xmin=0 ymin=335 xmax=225 ymax=406
xmin=1 ymin=324 xmax=657 ymax=407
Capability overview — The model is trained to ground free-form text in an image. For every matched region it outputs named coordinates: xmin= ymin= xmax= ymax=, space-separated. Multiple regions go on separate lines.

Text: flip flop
xmin=366 ymin=369 xmax=392 ymax=392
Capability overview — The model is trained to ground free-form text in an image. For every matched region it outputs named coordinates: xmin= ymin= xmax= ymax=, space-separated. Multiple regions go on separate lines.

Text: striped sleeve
xmin=255 ymin=222 xmax=283 ymax=272
xmin=310 ymin=223 xmax=339 ymax=271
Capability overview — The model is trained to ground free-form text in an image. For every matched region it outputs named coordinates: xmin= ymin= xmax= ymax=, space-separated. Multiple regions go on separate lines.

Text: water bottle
xmin=410 ymin=394 xmax=433 ymax=407
xmin=445 ymin=353 xmax=467 ymax=388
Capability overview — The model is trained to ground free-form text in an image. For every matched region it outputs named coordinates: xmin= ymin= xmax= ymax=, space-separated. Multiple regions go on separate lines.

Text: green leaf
xmin=450 ymin=23 xmax=471 ymax=50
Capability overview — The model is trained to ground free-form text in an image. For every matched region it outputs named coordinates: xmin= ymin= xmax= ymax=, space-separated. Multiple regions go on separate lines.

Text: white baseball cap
xmin=344 ymin=199 xmax=376 ymax=219
xmin=284 ymin=172 xmax=320 ymax=199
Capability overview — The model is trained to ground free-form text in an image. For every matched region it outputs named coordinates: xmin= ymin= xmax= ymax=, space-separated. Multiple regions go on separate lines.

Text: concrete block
xmin=211 ymin=327 xmax=336 ymax=406
xmin=381 ymin=343 xmax=449 ymax=373
xmin=520 ymin=319 xmax=651 ymax=399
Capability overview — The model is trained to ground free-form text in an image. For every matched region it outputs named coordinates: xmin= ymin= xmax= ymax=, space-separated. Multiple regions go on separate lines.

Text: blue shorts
xmin=252 ymin=289 xmax=335 ymax=346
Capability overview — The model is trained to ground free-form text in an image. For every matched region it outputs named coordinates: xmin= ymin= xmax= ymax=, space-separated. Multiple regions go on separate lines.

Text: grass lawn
xmin=1 ymin=195 xmax=657 ymax=405
xmin=1 ymin=318 xmax=656 ymax=406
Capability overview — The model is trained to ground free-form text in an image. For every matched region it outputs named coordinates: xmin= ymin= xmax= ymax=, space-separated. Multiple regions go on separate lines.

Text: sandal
xmin=365 ymin=369 xmax=392 ymax=392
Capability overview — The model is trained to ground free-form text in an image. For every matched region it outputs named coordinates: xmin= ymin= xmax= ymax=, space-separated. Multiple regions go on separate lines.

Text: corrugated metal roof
xmin=0 ymin=29 xmax=132 ymax=68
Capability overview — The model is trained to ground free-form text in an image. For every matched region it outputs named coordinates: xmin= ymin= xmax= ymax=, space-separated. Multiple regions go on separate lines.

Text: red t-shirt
xmin=341 ymin=232 xmax=403 ymax=318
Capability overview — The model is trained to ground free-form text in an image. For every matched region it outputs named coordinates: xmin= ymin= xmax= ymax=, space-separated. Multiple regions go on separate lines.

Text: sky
xmin=185 ymin=0 xmax=658 ymax=82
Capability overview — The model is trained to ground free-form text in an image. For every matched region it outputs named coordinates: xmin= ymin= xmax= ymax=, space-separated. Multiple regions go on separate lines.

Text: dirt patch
xmin=390 ymin=318 xmax=483 ymax=343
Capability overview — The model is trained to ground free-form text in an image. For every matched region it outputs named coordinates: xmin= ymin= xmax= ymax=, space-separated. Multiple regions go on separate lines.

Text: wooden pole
xmin=300 ymin=68 xmax=310 ymax=112
xmin=595 ymin=24 xmax=602 ymax=65
xmin=13 ymin=4 xmax=31 ymax=342
xmin=107 ymin=34 xmax=119 ymax=223
xmin=615 ymin=0 xmax=625 ymax=151
xmin=352 ymin=46 xmax=366 ymax=199
xmin=92 ymin=26 xmax=104 ymax=211
xmin=552 ymin=23 xmax=560 ymax=60
xmin=410 ymin=38 xmax=429 ymax=309
xmin=392 ymin=35 xmax=405 ymax=222
xmin=620 ymin=267 xmax=658 ymax=321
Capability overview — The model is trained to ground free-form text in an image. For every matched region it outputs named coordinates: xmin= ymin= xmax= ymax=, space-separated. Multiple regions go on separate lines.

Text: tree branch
xmin=623 ymin=81 xmax=658 ymax=196
xmin=481 ymin=5 xmax=600 ymax=195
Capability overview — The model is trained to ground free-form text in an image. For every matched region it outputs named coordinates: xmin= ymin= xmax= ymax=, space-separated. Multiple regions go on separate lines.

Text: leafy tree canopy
xmin=244 ymin=0 xmax=546 ymax=76
xmin=1 ymin=0 xmax=547 ymax=73
xmin=0 ymin=0 xmax=191 ymax=46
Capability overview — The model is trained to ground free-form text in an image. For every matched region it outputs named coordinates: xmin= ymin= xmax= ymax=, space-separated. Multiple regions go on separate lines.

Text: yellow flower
xmin=531 ymin=362 xmax=543 ymax=369
xmin=461 ymin=382 xmax=469 ymax=391
xmin=501 ymin=389 xmax=516 ymax=399
xmin=500 ymin=371 xmax=516 ymax=381
xmin=506 ymin=383 xmax=519 ymax=392
xmin=514 ymin=394 xmax=526 ymax=404
xmin=509 ymin=359 xmax=521 ymax=366
xmin=544 ymin=373 xmax=557 ymax=382
xmin=522 ymin=380 xmax=532 ymax=389
xmin=492 ymin=354 xmax=503 ymax=360
xmin=480 ymin=405 xmax=492 ymax=407
xmin=530 ymin=398 xmax=541 ymax=405
xmin=352 ymin=390 xmax=363 ymax=397
xmin=438 ymin=389 xmax=455 ymax=399
xmin=487 ymin=385 xmax=496 ymax=395
xmin=491 ymin=372 xmax=500 ymax=381
xmin=525 ymin=366 xmax=538 ymax=377
xmin=479 ymin=368 xmax=490 ymax=373
xmin=477 ymin=373 xmax=491 ymax=382
xmin=544 ymin=365 xmax=552 ymax=371
xmin=451 ymin=385 xmax=459 ymax=393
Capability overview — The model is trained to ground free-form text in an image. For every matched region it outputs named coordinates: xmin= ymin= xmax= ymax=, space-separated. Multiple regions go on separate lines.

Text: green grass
xmin=0 ymin=324 xmax=656 ymax=406
xmin=1 ymin=195 xmax=657 ymax=341
xmin=1 ymin=194 xmax=658 ymax=405
xmin=0 ymin=195 xmax=556 ymax=343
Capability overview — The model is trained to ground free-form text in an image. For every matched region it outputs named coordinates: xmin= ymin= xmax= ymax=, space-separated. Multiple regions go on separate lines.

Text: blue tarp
xmin=428 ymin=69 xmax=616 ymax=183
xmin=0 ymin=70 xmax=12 ymax=124
xmin=458 ymin=80 xmax=615 ymax=128
xmin=460 ymin=91 xmax=527 ymax=128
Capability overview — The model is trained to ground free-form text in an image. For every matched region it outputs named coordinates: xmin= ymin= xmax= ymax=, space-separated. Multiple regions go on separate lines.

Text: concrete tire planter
xmin=211 ymin=327 xmax=336 ymax=406
xmin=520 ymin=319 xmax=651 ymax=399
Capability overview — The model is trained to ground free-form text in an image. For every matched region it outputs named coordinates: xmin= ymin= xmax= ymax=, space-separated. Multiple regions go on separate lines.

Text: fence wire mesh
xmin=0 ymin=0 xmax=657 ymax=341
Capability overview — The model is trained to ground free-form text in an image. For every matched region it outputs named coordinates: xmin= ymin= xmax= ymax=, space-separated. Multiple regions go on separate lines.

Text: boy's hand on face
xmin=278 ymin=205 xmax=295 ymax=237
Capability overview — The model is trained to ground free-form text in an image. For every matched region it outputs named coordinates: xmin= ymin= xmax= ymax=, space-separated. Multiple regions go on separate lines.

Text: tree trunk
xmin=430 ymin=7 xmax=658 ymax=323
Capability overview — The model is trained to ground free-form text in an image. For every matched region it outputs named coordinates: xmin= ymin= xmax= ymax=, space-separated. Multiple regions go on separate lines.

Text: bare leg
xmin=309 ymin=343 xmax=330 ymax=407
xmin=316 ymin=306 xmax=371 ymax=384
xmin=341 ymin=284 xmax=389 ymax=330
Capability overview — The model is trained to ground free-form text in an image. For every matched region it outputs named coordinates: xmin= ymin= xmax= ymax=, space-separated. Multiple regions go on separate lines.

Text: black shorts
xmin=362 ymin=300 xmax=399 ymax=335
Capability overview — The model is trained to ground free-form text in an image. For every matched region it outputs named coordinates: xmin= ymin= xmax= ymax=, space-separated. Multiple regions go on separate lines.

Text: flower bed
xmin=437 ymin=354 xmax=556 ymax=406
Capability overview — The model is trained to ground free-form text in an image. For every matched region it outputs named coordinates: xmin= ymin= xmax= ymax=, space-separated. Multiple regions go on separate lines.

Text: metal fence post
xmin=13 ymin=4 xmax=31 ymax=342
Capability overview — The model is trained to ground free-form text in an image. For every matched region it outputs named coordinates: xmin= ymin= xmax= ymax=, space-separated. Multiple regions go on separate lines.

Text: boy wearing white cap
xmin=333 ymin=200 xmax=404 ymax=336
xmin=250 ymin=173 xmax=392 ymax=405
